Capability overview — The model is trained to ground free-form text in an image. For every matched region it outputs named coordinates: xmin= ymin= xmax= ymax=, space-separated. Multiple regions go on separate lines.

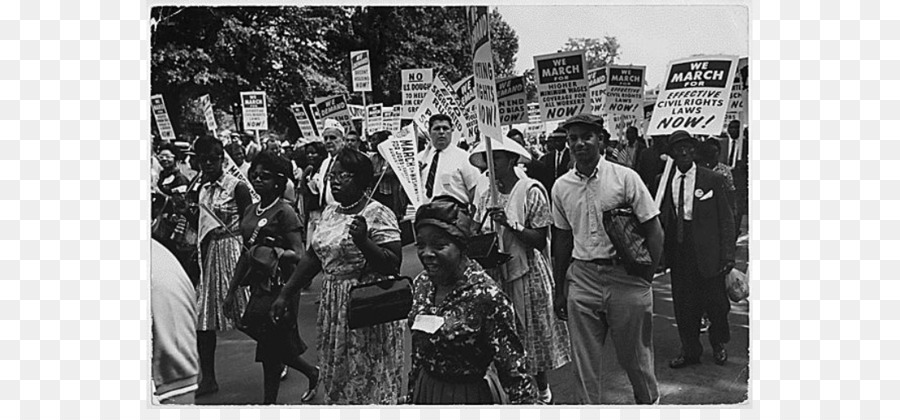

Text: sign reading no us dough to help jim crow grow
xmin=351 ymin=50 xmax=372 ymax=92
xmin=604 ymin=65 xmax=645 ymax=118
xmin=533 ymin=50 xmax=592 ymax=122
xmin=647 ymin=55 xmax=738 ymax=137
xmin=468 ymin=6 xmax=502 ymax=143
xmin=240 ymin=91 xmax=268 ymax=131
xmin=497 ymin=76 xmax=528 ymax=125
xmin=151 ymin=94 xmax=176 ymax=141
xmin=401 ymin=68 xmax=434 ymax=119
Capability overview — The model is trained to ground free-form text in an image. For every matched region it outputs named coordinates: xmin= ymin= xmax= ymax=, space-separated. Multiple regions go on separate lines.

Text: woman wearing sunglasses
xmin=224 ymin=151 xmax=319 ymax=404
xmin=272 ymin=148 xmax=405 ymax=404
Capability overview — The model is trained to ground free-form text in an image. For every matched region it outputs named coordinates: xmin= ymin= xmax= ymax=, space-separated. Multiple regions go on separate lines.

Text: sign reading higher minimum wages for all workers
xmin=240 ymin=91 xmax=268 ymax=131
xmin=604 ymin=65 xmax=645 ymax=117
xmin=647 ymin=55 xmax=738 ymax=136
xmin=350 ymin=50 xmax=372 ymax=92
xmin=151 ymin=94 xmax=176 ymax=141
xmin=401 ymin=68 xmax=433 ymax=119
xmin=497 ymin=76 xmax=528 ymax=125
xmin=468 ymin=6 xmax=502 ymax=143
xmin=533 ymin=50 xmax=591 ymax=122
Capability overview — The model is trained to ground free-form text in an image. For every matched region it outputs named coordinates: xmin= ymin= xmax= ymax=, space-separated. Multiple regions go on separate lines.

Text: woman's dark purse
xmin=468 ymin=209 xmax=512 ymax=269
xmin=348 ymin=274 xmax=413 ymax=330
xmin=602 ymin=207 xmax=653 ymax=277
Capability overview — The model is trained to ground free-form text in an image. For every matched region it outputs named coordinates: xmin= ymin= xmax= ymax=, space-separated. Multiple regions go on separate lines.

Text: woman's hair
xmin=157 ymin=142 xmax=183 ymax=161
xmin=192 ymin=134 xmax=224 ymax=157
xmin=250 ymin=150 xmax=293 ymax=195
xmin=335 ymin=148 xmax=375 ymax=189
xmin=224 ymin=142 xmax=244 ymax=159
xmin=695 ymin=139 xmax=720 ymax=166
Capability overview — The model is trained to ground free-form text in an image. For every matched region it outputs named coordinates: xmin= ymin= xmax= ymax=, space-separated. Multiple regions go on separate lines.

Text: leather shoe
xmin=669 ymin=355 xmax=700 ymax=369
xmin=713 ymin=345 xmax=728 ymax=365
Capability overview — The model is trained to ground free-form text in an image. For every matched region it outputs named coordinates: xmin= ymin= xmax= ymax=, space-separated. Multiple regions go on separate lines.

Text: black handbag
xmin=468 ymin=210 xmax=511 ymax=269
xmin=602 ymin=207 xmax=653 ymax=276
xmin=347 ymin=274 xmax=413 ymax=330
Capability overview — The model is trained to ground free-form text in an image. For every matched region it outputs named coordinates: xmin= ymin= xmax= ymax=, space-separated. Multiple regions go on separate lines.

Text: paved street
xmin=196 ymin=229 xmax=749 ymax=406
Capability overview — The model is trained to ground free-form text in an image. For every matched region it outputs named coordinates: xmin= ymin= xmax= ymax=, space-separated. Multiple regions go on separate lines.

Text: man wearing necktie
xmin=657 ymin=130 xmax=735 ymax=369
xmin=418 ymin=113 xmax=480 ymax=206
xmin=537 ymin=128 xmax=571 ymax=197
xmin=718 ymin=120 xmax=748 ymax=241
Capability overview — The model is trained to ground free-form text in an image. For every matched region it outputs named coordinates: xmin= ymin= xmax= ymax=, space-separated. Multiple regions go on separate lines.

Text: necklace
xmin=255 ymin=198 xmax=279 ymax=216
xmin=338 ymin=194 xmax=367 ymax=212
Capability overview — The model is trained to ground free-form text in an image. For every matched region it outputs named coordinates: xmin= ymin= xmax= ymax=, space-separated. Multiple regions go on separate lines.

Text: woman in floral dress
xmin=469 ymin=138 xmax=571 ymax=404
xmin=272 ymin=148 xmax=404 ymax=404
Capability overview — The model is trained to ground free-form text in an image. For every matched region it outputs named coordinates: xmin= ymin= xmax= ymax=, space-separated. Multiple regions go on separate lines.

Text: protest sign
xmin=383 ymin=106 xmax=401 ymax=134
xmin=348 ymin=104 xmax=365 ymax=120
xmin=412 ymin=74 xmax=467 ymax=146
xmin=350 ymin=50 xmax=372 ymax=92
xmin=647 ymin=55 xmax=738 ymax=136
xmin=308 ymin=103 xmax=323 ymax=134
xmin=610 ymin=113 xmax=640 ymax=141
xmin=453 ymin=75 xmax=479 ymax=142
xmin=533 ymin=50 xmax=592 ymax=122
xmin=223 ymin=152 xmax=259 ymax=203
xmin=526 ymin=102 xmax=543 ymax=137
xmin=366 ymin=103 xmax=384 ymax=134
xmin=240 ymin=91 xmax=268 ymax=131
xmin=377 ymin=124 xmax=423 ymax=208
xmin=642 ymin=101 xmax=655 ymax=137
xmin=401 ymin=68 xmax=433 ymax=119
xmin=587 ymin=67 xmax=607 ymax=116
xmin=468 ymin=6 xmax=502 ymax=144
xmin=497 ymin=76 xmax=528 ymax=125
xmin=604 ymin=65 xmax=645 ymax=117
xmin=316 ymin=95 xmax=354 ymax=133
xmin=151 ymin=94 xmax=176 ymax=141
xmin=724 ymin=56 xmax=749 ymax=130
xmin=198 ymin=94 xmax=217 ymax=134
xmin=290 ymin=104 xmax=318 ymax=140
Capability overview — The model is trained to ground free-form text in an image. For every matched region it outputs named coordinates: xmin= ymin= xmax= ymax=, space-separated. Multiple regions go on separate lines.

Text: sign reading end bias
xmin=534 ymin=51 xmax=591 ymax=122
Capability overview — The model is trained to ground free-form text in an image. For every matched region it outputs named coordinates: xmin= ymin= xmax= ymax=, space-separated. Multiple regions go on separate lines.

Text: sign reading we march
xmin=604 ymin=65 xmax=645 ymax=117
xmin=647 ymin=55 xmax=738 ymax=136
xmin=533 ymin=50 xmax=591 ymax=121
xmin=240 ymin=91 xmax=268 ymax=131
xmin=351 ymin=50 xmax=372 ymax=92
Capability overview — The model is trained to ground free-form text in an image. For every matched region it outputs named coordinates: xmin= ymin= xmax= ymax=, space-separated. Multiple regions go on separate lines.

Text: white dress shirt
xmin=671 ymin=163 xmax=697 ymax=221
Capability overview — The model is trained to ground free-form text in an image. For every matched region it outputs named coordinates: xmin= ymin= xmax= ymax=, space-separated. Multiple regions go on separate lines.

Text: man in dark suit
xmin=657 ymin=130 xmax=735 ymax=368
xmin=718 ymin=120 xmax=748 ymax=240
xmin=536 ymin=128 xmax=571 ymax=195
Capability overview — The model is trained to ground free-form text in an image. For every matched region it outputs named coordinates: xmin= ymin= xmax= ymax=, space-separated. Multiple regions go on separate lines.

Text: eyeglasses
xmin=327 ymin=171 xmax=355 ymax=183
xmin=250 ymin=170 xmax=277 ymax=181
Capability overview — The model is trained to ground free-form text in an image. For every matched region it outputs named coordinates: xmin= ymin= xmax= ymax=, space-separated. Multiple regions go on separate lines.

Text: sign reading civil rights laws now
xmin=587 ymin=67 xmax=607 ymax=116
xmin=290 ymin=104 xmax=318 ymax=140
xmin=533 ymin=50 xmax=591 ymax=122
xmin=647 ymin=55 xmax=738 ymax=136
xmin=315 ymin=95 xmax=353 ymax=133
xmin=401 ymin=68 xmax=433 ymax=119
xmin=604 ymin=65 xmax=645 ymax=117
xmin=366 ymin=103 xmax=383 ymax=134
xmin=453 ymin=75 xmax=479 ymax=142
xmin=240 ymin=91 xmax=268 ymax=131
xmin=468 ymin=6 xmax=502 ymax=143
xmin=350 ymin=50 xmax=372 ymax=92
xmin=497 ymin=76 xmax=528 ymax=125
xmin=412 ymin=74 xmax=467 ymax=146
xmin=151 ymin=94 xmax=176 ymax=141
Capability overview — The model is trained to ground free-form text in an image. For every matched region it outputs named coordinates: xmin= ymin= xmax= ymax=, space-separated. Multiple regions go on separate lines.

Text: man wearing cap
xmin=656 ymin=130 xmax=735 ymax=369
xmin=418 ymin=113 xmax=480 ymax=206
xmin=551 ymin=113 xmax=664 ymax=404
xmin=536 ymin=128 xmax=571 ymax=197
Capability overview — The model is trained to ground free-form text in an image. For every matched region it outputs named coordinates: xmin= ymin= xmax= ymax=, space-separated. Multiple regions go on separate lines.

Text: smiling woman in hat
xmin=468 ymin=138 xmax=571 ymax=404
xmin=223 ymin=150 xmax=319 ymax=404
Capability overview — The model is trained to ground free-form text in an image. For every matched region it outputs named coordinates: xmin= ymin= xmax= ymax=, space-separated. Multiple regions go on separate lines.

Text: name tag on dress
xmin=411 ymin=314 xmax=444 ymax=334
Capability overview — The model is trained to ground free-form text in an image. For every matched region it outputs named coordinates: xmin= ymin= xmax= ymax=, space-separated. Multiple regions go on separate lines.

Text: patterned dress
xmin=474 ymin=180 xmax=571 ymax=375
xmin=196 ymin=174 xmax=249 ymax=331
xmin=309 ymin=201 xmax=405 ymax=404
xmin=408 ymin=260 xmax=536 ymax=404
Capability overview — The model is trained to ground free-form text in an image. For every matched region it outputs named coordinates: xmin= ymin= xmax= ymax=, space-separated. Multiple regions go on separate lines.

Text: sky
xmin=496 ymin=5 xmax=749 ymax=89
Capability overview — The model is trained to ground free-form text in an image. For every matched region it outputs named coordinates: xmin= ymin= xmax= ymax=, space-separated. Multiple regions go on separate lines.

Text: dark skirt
xmin=242 ymin=288 xmax=309 ymax=363
xmin=411 ymin=369 xmax=509 ymax=405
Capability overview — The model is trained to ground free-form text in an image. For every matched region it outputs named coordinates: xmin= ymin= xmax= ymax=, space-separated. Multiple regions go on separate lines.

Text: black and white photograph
xmin=149 ymin=3 xmax=750 ymax=406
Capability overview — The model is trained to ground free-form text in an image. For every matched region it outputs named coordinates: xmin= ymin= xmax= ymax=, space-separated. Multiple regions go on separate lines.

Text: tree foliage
xmin=150 ymin=6 xmax=520 ymax=138
xmin=559 ymin=36 xmax=621 ymax=70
